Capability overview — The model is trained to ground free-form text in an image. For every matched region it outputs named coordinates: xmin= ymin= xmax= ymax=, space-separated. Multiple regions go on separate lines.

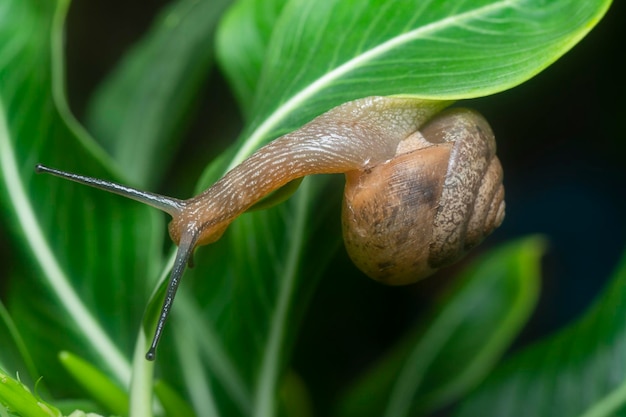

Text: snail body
xmin=168 ymin=97 xmax=449 ymax=247
xmin=36 ymin=96 xmax=505 ymax=360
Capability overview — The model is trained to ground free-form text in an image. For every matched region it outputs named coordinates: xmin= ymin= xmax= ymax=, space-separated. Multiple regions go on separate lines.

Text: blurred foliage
xmin=0 ymin=0 xmax=622 ymax=416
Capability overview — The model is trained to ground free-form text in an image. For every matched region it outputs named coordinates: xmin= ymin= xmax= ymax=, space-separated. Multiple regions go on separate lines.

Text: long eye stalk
xmin=35 ymin=164 xmax=184 ymax=216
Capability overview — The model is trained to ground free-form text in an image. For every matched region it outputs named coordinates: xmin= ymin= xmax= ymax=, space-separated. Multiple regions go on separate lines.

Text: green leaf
xmin=172 ymin=292 xmax=251 ymax=415
xmin=85 ymin=0 xmax=231 ymax=188
xmin=128 ymin=331 xmax=156 ymax=417
xmin=0 ymin=368 xmax=61 ymax=417
xmin=215 ymin=0 xmax=287 ymax=115
xmin=455 ymin=246 xmax=626 ymax=417
xmin=58 ymin=351 xmax=128 ymax=416
xmin=217 ymin=0 xmax=611 ymax=171
xmin=336 ymin=236 xmax=544 ymax=417
xmin=154 ymin=379 xmax=197 ymax=417
xmin=0 ymin=0 xmax=163 ymax=390
xmin=0 ymin=300 xmax=44 ymax=394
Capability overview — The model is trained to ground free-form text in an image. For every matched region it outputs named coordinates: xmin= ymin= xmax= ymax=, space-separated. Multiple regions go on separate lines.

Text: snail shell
xmin=342 ymin=108 xmax=505 ymax=285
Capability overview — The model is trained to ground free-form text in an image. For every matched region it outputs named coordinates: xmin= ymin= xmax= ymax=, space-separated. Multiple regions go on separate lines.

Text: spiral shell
xmin=342 ymin=108 xmax=505 ymax=285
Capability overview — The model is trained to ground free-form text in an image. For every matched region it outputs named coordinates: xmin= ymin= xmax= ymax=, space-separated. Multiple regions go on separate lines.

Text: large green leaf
xmin=217 ymin=0 xmax=612 ymax=171
xmin=85 ymin=0 xmax=231 ymax=188
xmin=336 ymin=236 xmax=543 ymax=417
xmin=0 ymin=0 xmax=162 ymax=391
xmin=455 ymin=247 xmax=626 ymax=417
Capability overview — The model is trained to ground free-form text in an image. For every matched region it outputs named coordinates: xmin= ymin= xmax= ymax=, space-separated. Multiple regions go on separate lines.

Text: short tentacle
xmin=145 ymin=224 xmax=200 ymax=360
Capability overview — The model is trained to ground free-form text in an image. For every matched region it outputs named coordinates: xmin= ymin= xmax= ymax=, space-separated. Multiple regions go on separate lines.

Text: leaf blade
xmin=215 ymin=0 xmax=286 ymax=115
xmin=85 ymin=0 xmax=231 ymax=187
xmin=218 ymin=0 xmax=611 ymax=169
xmin=0 ymin=0 xmax=164 ymax=390
xmin=336 ymin=236 xmax=544 ymax=417
xmin=0 ymin=99 xmax=131 ymax=386
xmin=455 ymin=247 xmax=626 ymax=417
xmin=58 ymin=351 xmax=129 ymax=416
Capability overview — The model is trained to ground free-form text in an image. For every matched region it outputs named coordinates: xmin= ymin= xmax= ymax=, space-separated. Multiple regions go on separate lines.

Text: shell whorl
xmin=424 ymin=108 xmax=505 ymax=267
xmin=342 ymin=108 xmax=505 ymax=285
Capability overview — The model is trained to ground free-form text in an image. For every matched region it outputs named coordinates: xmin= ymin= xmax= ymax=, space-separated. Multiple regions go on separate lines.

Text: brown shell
xmin=342 ymin=108 xmax=505 ymax=285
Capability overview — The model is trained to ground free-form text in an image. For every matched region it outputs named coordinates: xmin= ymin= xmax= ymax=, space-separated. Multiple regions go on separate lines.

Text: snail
xmin=36 ymin=96 xmax=505 ymax=360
